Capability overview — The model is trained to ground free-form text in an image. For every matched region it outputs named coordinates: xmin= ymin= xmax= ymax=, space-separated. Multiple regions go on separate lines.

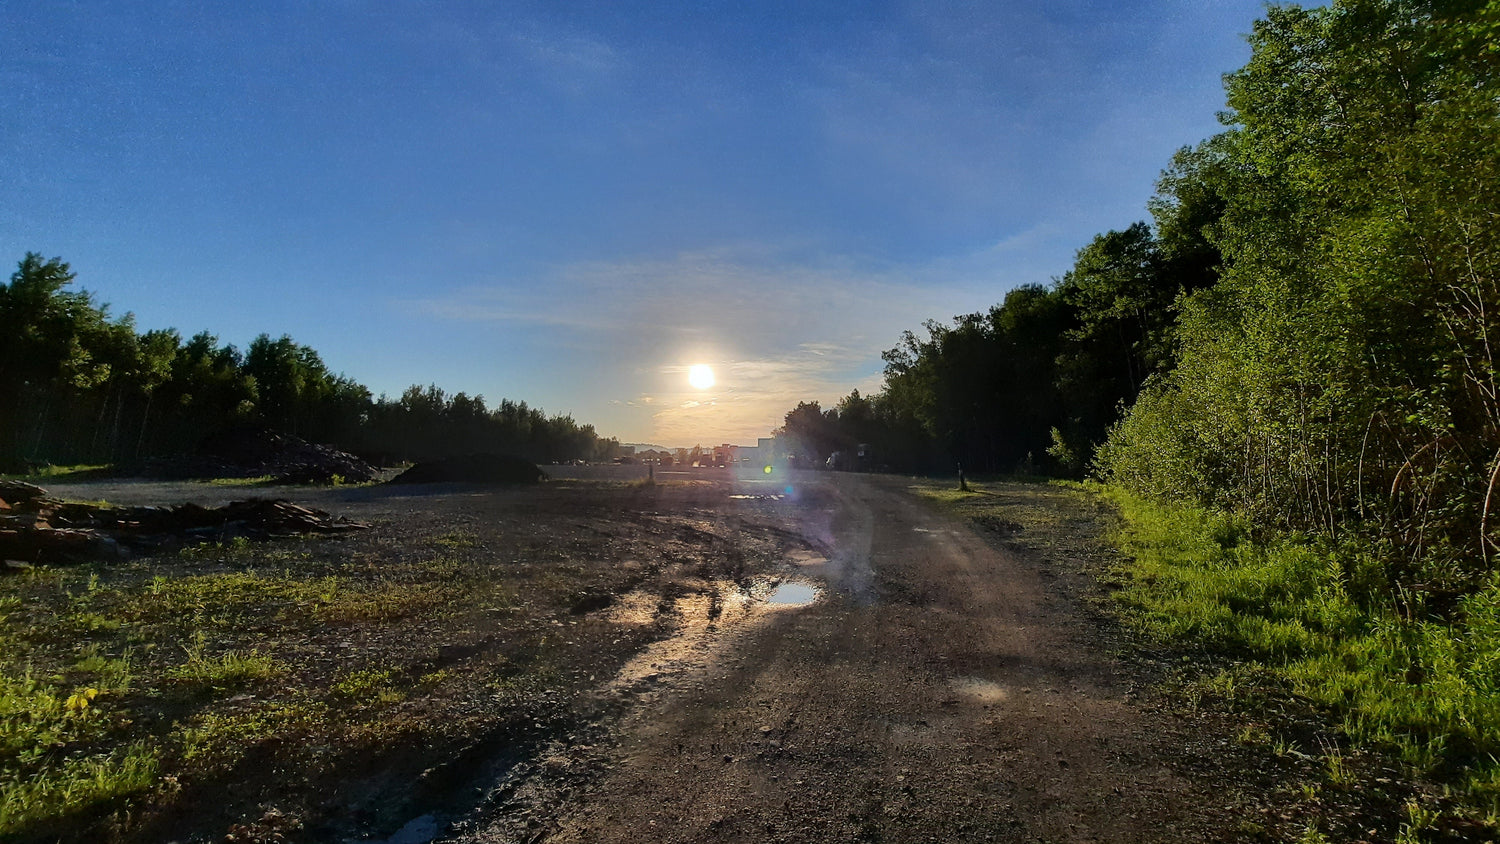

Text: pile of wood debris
xmin=0 ymin=481 xmax=367 ymax=569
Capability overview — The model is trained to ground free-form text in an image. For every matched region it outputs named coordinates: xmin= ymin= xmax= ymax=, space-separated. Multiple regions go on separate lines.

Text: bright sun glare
xmin=688 ymin=364 xmax=715 ymax=390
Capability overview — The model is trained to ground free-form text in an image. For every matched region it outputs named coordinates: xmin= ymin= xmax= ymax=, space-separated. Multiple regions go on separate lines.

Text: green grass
xmin=164 ymin=646 xmax=280 ymax=693
xmin=0 ymin=464 xmax=112 ymax=482
xmin=204 ymin=475 xmax=278 ymax=486
xmin=329 ymin=668 xmax=401 ymax=706
xmin=122 ymin=569 xmax=341 ymax=623
xmin=175 ymin=701 xmax=325 ymax=769
xmin=1101 ymin=485 xmax=1500 ymax=819
xmin=0 ymin=743 xmax=159 ymax=836
xmin=0 ymin=668 xmax=155 ymax=838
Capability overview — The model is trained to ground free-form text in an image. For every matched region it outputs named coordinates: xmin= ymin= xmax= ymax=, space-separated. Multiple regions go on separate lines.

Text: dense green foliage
xmin=791 ymin=194 xmax=1216 ymax=474
xmin=779 ymin=0 xmax=1500 ymax=810
xmin=1102 ymin=0 xmax=1500 ymax=597
xmin=0 ymin=256 xmax=616 ymax=469
xmin=800 ymin=0 xmax=1500 ymax=583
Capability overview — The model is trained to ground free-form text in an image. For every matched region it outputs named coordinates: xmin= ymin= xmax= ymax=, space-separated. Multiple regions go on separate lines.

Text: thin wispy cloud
xmin=408 ymin=245 xmax=981 ymax=443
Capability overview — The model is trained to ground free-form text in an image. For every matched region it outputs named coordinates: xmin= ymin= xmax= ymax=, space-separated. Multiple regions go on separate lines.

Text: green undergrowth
xmin=0 ymin=541 xmax=495 ymax=839
xmin=0 ymin=464 xmax=113 ymax=482
xmin=1101 ymin=485 xmax=1500 ymax=820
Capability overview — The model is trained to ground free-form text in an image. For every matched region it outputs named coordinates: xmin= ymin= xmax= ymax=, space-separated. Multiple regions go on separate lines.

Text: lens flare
xmin=688 ymin=364 xmax=715 ymax=390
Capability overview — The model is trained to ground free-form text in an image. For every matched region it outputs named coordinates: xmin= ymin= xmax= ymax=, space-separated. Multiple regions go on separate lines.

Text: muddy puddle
xmin=767 ymin=581 xmax=819 ymax=606
xmin=604 ymin=572 xmax=822 ymax=692
xmin=373 ymin=813 xmax=441 ymax=844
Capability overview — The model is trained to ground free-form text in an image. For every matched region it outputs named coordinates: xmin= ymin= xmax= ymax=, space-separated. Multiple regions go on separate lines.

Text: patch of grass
xmin=1297 ymin=822 xmax=1332 ymax=844
xmin=0 ymin=742 xmax=159 ymax=837
xmin=0 ymin=672 xmax=115 ymax=766
xmin=1102 ymin=485 xmax=1500 ymax=823
xmin=205 ymin=475 xmax=277 ymax=486
xmin=328 ymin=668 xmax=405 ymax=707
xmin=0 ymin=464 xmax=111 ymax=482
xmin=71 ymin=645 xmax=133 ymax=693
xmin=120 ymin=570 xmax=340 ymax=624
xmin=64 ymin=498 xmax=113 ymax=508
xmin=432 ymin=531 xmax=477 ymax=550
xmin=1398 ymin=797 xmax=1441 ymax=843
xmin=175 ymin=535 xmax=253 ymax=561
xmin=164 ymin=638 xmax=280 ymax=693
xmin=1320 ymin=741 xmax=1354 ymax=789
xmin=0 ymin=668 xmax=152 ymax=838
xmin=316 ymin=581 xmax=461 ymax=623
xmin=176 ymin=701 xmax=324 ymax=770
xmin=61 ymin=610 xmax=123 ymax=636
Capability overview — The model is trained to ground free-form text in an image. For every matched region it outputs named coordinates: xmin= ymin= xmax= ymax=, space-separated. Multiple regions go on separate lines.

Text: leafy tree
xmin=1102 ymin=0 xmax=1500 ymax=591
xmin=0 ymin=254 xmax=613 ymax=468
xmin=779 ymin=401 xmax=841 ymax=466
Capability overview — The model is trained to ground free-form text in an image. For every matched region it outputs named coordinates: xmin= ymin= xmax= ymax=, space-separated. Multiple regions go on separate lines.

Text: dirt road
xmin=449 ymin=474 xmax=1247 ymax=843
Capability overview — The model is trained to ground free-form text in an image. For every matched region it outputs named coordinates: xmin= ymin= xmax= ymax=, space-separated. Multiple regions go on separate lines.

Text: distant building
xmin=637 ymin=449 xmax=673 ymax=465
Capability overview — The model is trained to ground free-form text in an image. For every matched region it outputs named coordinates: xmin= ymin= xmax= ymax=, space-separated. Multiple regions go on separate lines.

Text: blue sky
xmin=1 ymin=1 xmax=1269 ymax=446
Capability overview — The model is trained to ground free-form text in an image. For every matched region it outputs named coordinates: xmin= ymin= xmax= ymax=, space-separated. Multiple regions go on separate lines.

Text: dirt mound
xmin=389 ymin=453 xmax=548 ymax=485
xmin=143 ymin=428 xmax=378 ymax=484
xmin=0 ymin=487 xmax=367 ymax=566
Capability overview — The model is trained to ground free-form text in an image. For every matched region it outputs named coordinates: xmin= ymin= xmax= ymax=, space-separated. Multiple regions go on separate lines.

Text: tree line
xmin=783 ymin=0 xmax=1498 ymax=590
xmin=779 ymin=211 xmax=1216 ymax=475
xmin=0 ymin=254 xmax=616 ymax=469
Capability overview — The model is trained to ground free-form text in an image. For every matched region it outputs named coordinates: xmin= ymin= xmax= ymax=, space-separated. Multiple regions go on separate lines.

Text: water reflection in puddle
xmin=378 ymin=813 xmax=441 ymax=844
xmin=729 ymin=493 xmax=785 ymax=500
xmin=767 ymin=581 xmax=819 ymax=606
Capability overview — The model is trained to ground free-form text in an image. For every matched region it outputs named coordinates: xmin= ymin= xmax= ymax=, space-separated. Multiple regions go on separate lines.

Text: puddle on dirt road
xmin=766 ymin=581 xmax=819 ymax=606
xmin=604 ymin=585 xmax=755 ymax=690
xmin=373 ymin=812 xmax=441 ymax=844
xmin=603 ymin=574 xmax=822 ymax=694
xmin=728 ymin=493 xmax=785 ymax=500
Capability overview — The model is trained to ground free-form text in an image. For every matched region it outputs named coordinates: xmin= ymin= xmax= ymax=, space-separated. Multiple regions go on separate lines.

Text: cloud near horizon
xmin=409 ymin=242 xmax=1023 ymax=444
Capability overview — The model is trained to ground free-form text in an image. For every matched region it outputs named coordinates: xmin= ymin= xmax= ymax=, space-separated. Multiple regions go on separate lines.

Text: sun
xmin=688 ymin=364 xmax=715 ymax=390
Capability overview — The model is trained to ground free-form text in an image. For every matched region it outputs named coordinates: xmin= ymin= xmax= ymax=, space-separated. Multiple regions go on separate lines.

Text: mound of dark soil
xmin=143 ymin=429 xmax=378 ymax=484
xmin=389 ymin=453 xmax=548 ymax=485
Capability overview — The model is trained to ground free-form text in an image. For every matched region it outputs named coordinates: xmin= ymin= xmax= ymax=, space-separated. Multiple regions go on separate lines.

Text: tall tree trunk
xmin=135 ymin=390 xmax=154 ymax=460
xmin=30 ymin=386 xmax=53 ymax=460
